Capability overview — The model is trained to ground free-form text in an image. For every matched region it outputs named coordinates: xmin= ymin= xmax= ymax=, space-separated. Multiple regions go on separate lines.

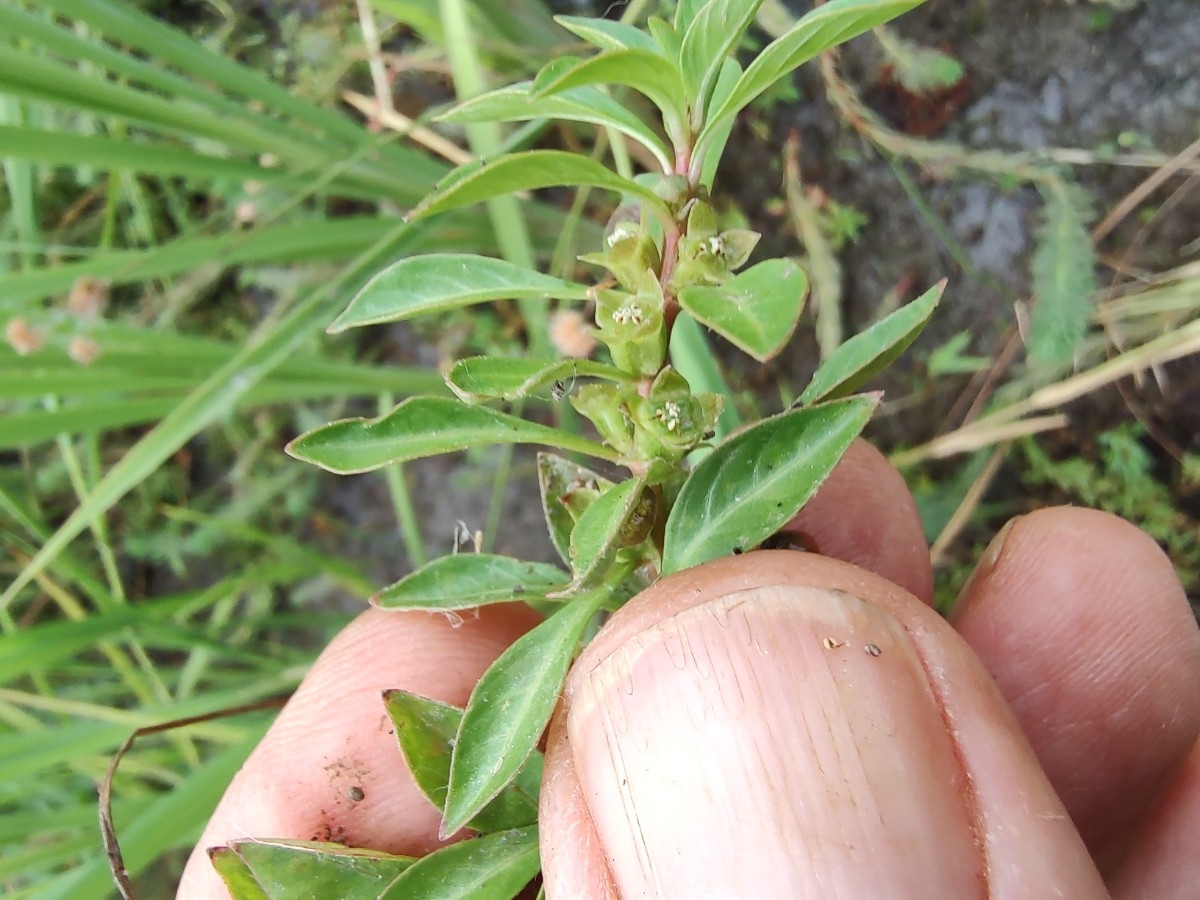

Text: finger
xmin=785 ymin=439 xmax=933 ymax=604
xmin=177 ymin=603 xmax=541 ymax=900
xmin=1109 ymin=739 xmax=1200 ymax=899
xmin=540 ymin=551 xmax=1106 ymax=899
xmin=950 ymin=507 xmax=1200 ymax=873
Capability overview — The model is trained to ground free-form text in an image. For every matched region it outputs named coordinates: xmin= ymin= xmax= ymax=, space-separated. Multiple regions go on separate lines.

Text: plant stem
xmin=379 ymin=392 xmax=428 ymax=568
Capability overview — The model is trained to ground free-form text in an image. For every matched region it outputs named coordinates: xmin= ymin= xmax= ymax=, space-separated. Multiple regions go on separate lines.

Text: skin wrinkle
xmin=569 ymin=585 xmax=983 ymax=898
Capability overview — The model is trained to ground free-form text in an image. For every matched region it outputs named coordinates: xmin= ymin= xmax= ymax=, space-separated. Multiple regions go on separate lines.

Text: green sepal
xmin=672 ymin=202 xmax=761 ymax=288
xmin=594 ymin=286 xmax=668 ymax=376
xmin=628 ymin=367 xmax=722 ymax=460
xmin=571 ymin=382 xmax=636 ymax=456
xmin=579 ymin=215 xmax=663 ymax=292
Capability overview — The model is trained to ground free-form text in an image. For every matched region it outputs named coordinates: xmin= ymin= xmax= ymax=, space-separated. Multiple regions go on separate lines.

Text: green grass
xmin=0 ymin=0 xmax=594 ymax=894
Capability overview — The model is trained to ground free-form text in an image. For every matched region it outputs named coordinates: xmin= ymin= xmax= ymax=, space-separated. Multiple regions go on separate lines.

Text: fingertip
xmin=177 ymin=602 xmax=541 ymax=899
xmin=787 ymin=440 xmax=933 ymax=604
xmin=1110 ymin=739 xmax=1200 ymax=899
xmin=951 ymin=506 xmax=1200 ymax=869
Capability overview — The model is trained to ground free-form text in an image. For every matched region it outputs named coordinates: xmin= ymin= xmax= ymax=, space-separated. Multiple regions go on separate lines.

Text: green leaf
xmin=446 ymin=357 xmax=629 ymax=404
xmin=211 ymin=848 xmax=270 ymax=900
xmin=661 ymin=396 xmax=878 ymax=574
xmin=537 ymin=453 xmax=612 ymax=565
xmin=329 ymin=254 xmax=590 ymax=333
xmin=695 ymin=59 xmax=743 ymax=189
xmin=373 ymin=555 xmax=568 ymax=611
xmin=287 ymin=396 xmax=618 ymax=474
xmin=679 ymin=0 xmax=765 ymax=115
xmin=799 ymin=279 xmax=944 ymax=403
xmin=562 ymin=477 xmax=646 ymax=592
xmin=1028 ymin=184 xmax=1097 ymax=366
xmin=647 ymin=16 xmax=683 ymax=60
xmin=554 ymin=15 xmax=659 ymax=52
xmin=530 ymin=50 xmax=688 ymax=130
xmin=927 ymin=331 xmax=989 ymax=376
xmin=702 ymin=0 xmax=924 ymax=138
xmin=213 ymin=840 xmax=415 ymax=900
xmin=437 ymin=83 xmax=673 ymax=173
xmin=410 ymin=151 xmax=671 ymax=224
xmin=674 ymin=0 xmax=708 ymax=30
xmin=443 ymin=595 xmax=604 ymax=836
xmin=382 ymin=692 xmax=541 ymax=834
xmin=382 ymin=826 xmax=540 ymax=899
xmin=678 ymin=259 xmax=808 ymax=362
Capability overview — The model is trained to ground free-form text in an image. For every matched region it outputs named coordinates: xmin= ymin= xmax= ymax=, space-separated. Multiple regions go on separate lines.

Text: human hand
xmin=177 ymin=441 xmax=1200 ymax=899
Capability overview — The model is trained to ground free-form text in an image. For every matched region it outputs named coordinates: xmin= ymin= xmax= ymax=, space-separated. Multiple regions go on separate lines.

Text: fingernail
xmin=980 ymin=516 xmax=1018 ymax=575
xmin=955 ymin=516 xmax=1020 ymax=616
xmin=565 ymin=586 xmax=983 ymax=898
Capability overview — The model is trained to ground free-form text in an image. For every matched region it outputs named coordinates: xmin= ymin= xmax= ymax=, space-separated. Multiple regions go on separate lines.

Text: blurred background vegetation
xmin=2 ymin=0 xmax=1197 ymax=895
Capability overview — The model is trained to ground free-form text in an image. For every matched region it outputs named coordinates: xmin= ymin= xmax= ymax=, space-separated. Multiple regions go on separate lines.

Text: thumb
xmin=539 ymin=551 xmax=1107 ymax=899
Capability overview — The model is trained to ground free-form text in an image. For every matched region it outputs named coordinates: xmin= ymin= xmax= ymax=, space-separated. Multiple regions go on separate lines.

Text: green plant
xmin=207 ymin=0 xmax=945 ymax=894
xmin=1019 ymin=425 xmax=1200 ymax=592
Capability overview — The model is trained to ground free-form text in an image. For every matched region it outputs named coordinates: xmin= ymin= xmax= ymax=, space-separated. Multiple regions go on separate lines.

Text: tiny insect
xmin=348 ymin=786 xmax=365 ymax=802
xmin=865 ymin=643 xmax=882 ymax=657
xmin=550 ymin=380 xmax=567 ymax=401
xmin=822 ymin=637 xmax=848 ymax=650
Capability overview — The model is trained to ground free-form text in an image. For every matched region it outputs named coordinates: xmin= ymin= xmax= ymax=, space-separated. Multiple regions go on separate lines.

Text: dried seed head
xmin=67 ymin=277 xmax=109 ymax=320
xmin=5 ymin=318 xmax=45 ymax=355
xmin=68 ymin=336 xmax=102 ymax=366
xmin=234 ymin=200 xmax=259 ymax=225
xmin=549 ymin=309 xmax=597 ymax=359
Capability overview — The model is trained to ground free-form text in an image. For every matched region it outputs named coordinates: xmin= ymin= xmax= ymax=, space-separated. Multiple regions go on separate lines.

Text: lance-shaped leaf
xmin=328 ymin=254 xmax=590 ymax=333
xmin=554 ymin=15 xmax=659 ymax=52
xmin=537 ymin=452 xmax=612 ymax=565
xmin=373 ymin=554 xmax=569 ymax=611
xmin=443 ymin=594 xmax=604 ymax=837
xmin=211 ymin=840 xmax=415 ymax=900
xmin=674 ymin=0 xmax=708 ymax=30
xmin=409 ymin=151 xmax=671 ymax=224
xmin=531 ymin=50 xmax=688 ymax=129
xmin=695 ymin=58 xmax=742 ymax=189
xmin=799 ymin=279 xmax=944 ymax=404
xmin=287 ymin=397 xmax=617 ymax=474
xmin=678 ymin=0 xmax=765 ymax=114
xmin=438 ymin=84 xmax=673 ymax=173
xmin=661 ymin=396 xmax=877 ymax=574
xmin=446 ymin=357 xmax=629 ymax=404
xmin=383 ymin=691 xmax=541 ymax=834
xmin=382 ymin=826 xmax=540 ymax=899
xmin=702 ymin=0 xmax=925 ymax=139
xmin=678 ymin=259 xmax=808 ymax=363
xmin=558 ymin=476 xmax=646 ymax=594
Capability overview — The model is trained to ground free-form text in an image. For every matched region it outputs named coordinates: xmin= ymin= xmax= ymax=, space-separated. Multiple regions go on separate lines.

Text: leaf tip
xmin=437 ymin=813 xmax=469 ymax=842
